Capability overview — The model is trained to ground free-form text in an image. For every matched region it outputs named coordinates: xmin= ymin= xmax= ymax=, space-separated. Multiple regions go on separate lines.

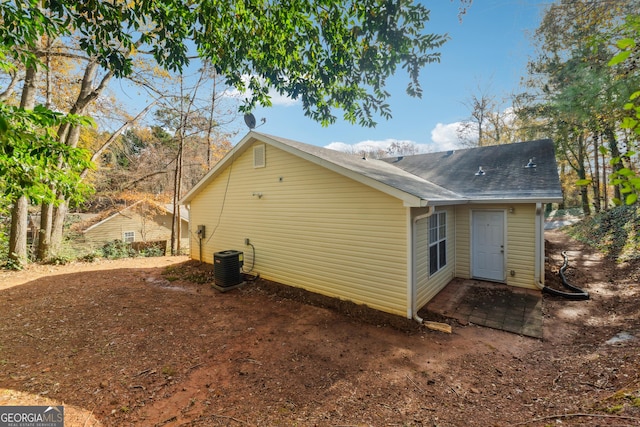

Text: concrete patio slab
xmin=421 ymin=278 xmax=543 ymax=338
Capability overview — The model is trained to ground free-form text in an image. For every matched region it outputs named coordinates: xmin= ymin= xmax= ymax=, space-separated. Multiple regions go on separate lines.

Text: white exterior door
xmin=472 ymin=211 xmax=505 ymax=281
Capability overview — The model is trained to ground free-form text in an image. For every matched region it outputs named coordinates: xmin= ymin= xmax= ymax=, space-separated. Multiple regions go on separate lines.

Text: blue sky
xmin=114 ymin=1 xmax=548 ymax=153
xmin=239 ymin=1 xmax=547 ymax=152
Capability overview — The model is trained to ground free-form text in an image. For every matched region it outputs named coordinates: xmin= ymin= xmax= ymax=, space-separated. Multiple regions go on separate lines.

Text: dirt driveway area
xmin=0 ymin=230 xmax=639 ymax=426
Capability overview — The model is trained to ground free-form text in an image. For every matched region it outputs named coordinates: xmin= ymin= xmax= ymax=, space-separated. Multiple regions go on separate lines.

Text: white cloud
xmin=268 ymin=90 xmax=299 ymax=107
xmin=324 ymin=141 xmax=355 ymax=152
xmin=325 ymin=126 xmax=472 ymax=157
xmin=430 ymin=122 xmax=467 ymax=152
xmin=501 ymin=106 xmax=517 ymax=126
xmin=326 ymin=139 xmax=410 ymax=152
xmin=223 ymin=75 xmax=299 ymax=107
xmin=325 ymin=138 xmax=434 ymax=156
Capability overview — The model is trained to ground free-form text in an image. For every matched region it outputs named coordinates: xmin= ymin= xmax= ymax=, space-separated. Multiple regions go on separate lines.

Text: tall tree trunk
xmin=9 ymin=63 xmax=39 ymax=266
xmin=48 ymin=125 xmax=82 ymax=256
xmin=171 ymin=145 xmax=183 ymax=256
xmin=602 ymin=147 xmax=608 ymax=210
xmin=171 ymin=79 xmax=186 ymax=256
xmin=47 ymin=63 xmax=113 ymax=257
xmin=171 ymin=72 xmax=203 ymax=255
xmin=605 ymin=128 xmax=623 ymax=203
xmin=577 ymin=134 xmax=591 ymax=216
xmin=36 ymin=39 xmax=54 ymax=261
xmin=558 ymin=163 xmax=566 ymax=210
xmin=49 ymin=202 xmax=67 ymax=257
xmin=592 ymin=132 xmax=601 ymax=213
xmin=37 ymin=203 xmax=53 ymax=261
xmin=206 ymin=71 xmax=217 ymax=169
xmin=9 ymin=196 xmax=29 ymax=266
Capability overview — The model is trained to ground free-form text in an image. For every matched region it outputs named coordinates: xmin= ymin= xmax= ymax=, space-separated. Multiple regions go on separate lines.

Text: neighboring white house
xmin=180 ymin=131 xmax=562 ymax=320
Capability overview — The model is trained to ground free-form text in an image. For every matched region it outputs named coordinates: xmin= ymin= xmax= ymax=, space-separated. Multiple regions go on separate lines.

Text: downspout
xmin=534 ymin=203 xmax=544 ymax=290
xmin=410 ymin=206 xmax=435 ymax=323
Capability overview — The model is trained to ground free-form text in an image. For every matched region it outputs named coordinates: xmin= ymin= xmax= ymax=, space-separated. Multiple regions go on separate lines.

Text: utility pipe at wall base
xmin=541 ymin=251 xmax=590 ymax=300
xmin=411 ymin=206 xmax=435 ymax=324
xmin=533 ymin=203 xmax=589 ymax=300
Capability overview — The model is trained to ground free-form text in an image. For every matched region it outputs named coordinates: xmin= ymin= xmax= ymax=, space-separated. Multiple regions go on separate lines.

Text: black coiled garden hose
xmin=542 ymin=251 xmax=590 ymax=300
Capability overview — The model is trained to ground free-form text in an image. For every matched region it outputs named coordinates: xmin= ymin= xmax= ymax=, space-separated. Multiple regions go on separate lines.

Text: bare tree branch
xmin=121 ymin=170 xmax=170 ymax=190
xmin=80 ymin=100 xmax=160 ymax=180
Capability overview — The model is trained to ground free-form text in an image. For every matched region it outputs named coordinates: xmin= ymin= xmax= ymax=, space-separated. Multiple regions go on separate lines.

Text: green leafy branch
xmin=577 ymin=14 xmax=640 ymax=206
xmin=0 ymin=103 xmax=95 ymax=205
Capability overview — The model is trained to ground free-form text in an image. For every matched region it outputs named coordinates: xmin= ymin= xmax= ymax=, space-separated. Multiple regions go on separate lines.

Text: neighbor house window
xmin=123 ymin=231 xmax=135 ymax=243
xmin=429 ymin=212 xmax=446 ymax=275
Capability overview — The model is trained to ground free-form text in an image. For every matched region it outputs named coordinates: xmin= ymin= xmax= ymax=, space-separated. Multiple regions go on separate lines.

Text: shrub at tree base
xmin=101 ymin=240 xmax=167 ymax=259
xmin=101 ymin=240 xmax=135 ymax=259
xmin=131 ymin=241 xmax=167 ymax=257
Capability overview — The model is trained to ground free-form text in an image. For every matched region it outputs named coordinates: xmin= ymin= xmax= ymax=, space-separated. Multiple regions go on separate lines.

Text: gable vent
xmin=253 ymin=144 xmax=266 ymax=168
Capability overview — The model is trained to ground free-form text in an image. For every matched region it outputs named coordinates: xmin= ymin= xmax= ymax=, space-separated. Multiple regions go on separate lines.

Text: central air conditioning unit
xmin=213 ymin=250 xmax=244 ymax=289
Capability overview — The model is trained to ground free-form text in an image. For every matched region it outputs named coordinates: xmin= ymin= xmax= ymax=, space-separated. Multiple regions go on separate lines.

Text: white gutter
xmin=533 ymin=203 xmax=545 ymax=290
xmin=410 ymin=206 xmax=435 ymax=323
xmin=467 ymin=197 xmax=564 ymax=204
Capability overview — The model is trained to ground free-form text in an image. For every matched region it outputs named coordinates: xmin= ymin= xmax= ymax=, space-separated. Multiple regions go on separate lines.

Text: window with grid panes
xmin=429 ymin=212 xmax=446 ymax=275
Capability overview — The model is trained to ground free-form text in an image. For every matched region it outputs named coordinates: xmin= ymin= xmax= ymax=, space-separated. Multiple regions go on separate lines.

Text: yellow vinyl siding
xmin=415 ymin=206 xmax=455 ymax=309
xmin=505 ymin=204 xmax=536 ymax=289
xmin=189 ymin=141 xmax=409 ymax=316
xmin=454 ymin=203 xmax=537 ymax=289
xmin=454 ymin=205 xmax=471 ymax=279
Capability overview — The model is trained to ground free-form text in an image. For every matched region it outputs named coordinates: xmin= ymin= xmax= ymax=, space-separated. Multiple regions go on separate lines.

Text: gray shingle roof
xmin=381 ymin=139 xmax=563 ymax=202
xmin=181 ymin=132 xmax=562 ymax=207
xmin=263 ymin=134 xmax=462 ymax=203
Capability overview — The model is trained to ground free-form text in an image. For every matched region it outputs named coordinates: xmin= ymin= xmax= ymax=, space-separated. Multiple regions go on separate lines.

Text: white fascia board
xmin=466 ymin=196 xmax=564 ymax=204
xmin=419 ymin=199 xmax=469 ymax=207
xmin=417 ymin=196 xmax=562 ymax=208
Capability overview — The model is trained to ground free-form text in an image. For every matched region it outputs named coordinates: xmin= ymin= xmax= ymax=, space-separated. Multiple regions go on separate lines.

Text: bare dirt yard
xmin=1 ymin=229 xmax=639 ymax=427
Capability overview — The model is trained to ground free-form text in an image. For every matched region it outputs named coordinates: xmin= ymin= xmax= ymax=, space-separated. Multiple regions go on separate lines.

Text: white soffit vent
xmin=253 ymin=144 xmax=266 ymax=168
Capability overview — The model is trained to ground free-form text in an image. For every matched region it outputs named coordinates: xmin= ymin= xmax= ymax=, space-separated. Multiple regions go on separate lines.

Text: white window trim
xmin=429 ymin=211 xmax=447 ymax=276
xmin=123 ymin=231 xmax=135 ymax=243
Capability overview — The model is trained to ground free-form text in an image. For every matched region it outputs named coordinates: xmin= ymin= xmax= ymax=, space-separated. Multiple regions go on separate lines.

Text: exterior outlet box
xmin=196 ymin=225 xmax=206 ymax=239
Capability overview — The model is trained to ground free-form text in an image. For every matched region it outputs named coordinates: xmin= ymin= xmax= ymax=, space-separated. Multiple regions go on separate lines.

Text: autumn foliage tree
xmin=523 ymin=0 xmax=639 ymax=214
xmin=601 ymin=14 xmax=640 ymax=205
xmin=456 ymin=84 xmax=522 ymax=148
xmin=2 ymin=0 xmax=463 ymax=265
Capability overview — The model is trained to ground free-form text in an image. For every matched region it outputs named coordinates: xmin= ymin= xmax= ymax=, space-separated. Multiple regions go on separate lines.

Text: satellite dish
xmin=244 ymin=113 xmax=257 ymax=129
